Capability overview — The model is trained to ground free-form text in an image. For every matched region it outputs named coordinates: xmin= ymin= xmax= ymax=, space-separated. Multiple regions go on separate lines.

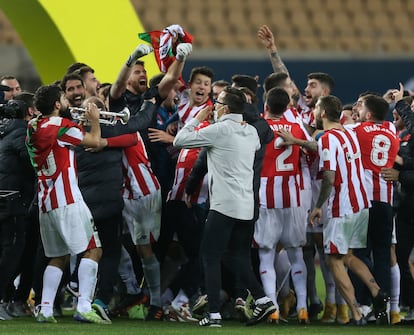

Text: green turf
xmin=0 ymin=316 xmax=410 ymax=335
xmin=1 ymin=266 xmax=408 ymax=334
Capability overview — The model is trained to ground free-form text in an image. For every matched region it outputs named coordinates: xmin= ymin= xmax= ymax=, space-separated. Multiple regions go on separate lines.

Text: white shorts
xmin=39 ymin=201 xmax=101 ymax=258
xmin=254 ymin=207 xmax=307 ymax=249
xmin=323 ymin=208 xmax=369 ymax=255
xmin=123 ymin=190 xmax=161 ymax=245
xmin=307 ymin=179 xmax=328 ymax=233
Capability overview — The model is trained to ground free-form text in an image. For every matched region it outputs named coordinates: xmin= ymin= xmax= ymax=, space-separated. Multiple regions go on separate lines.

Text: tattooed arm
xmin=257 ymin=24 xmax=289 ymax=75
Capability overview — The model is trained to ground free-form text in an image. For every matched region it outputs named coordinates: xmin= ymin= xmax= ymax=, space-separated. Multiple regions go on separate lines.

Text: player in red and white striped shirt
xmin=26 ymin=84 xmax=108 ymax=324
xmin=254 ymin=88 xmax=312 ymax=323
xmin=177 ymin=67 xmax=214 ymax=128
xmin=309 ymin=95 xmax=388 ymax=324
xmin=260 ymin=63 xmax=335 ymax=318
xmin=349 ymin=94 xmax=399 ymax=314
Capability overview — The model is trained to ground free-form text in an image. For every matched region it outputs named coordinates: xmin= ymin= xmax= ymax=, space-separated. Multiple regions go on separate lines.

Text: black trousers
xmin=396 ymin=200 xmax=414 ymax=308
xmin=94 ymin=213 xmax=122 ymax=305
xmin=201 ymin=210 xmax=265 ymax=313
xmin=352 ymin=201 xmax=393 ymax=304
xmin=157 ymin=200 xmax=206 ymax=298
xmin=0 ymin=216 xmax=27 ymax=300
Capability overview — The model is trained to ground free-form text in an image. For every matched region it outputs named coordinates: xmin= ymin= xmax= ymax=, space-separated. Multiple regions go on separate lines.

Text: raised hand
xmin=126 ymin=44 xmax=153 ymax=67
xmin=176 ymin=43 xmax=193 ymax=61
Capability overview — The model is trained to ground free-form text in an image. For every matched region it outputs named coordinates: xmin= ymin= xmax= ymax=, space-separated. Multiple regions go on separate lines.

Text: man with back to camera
xmin=26 ymin=84 xmax=109 ymax=324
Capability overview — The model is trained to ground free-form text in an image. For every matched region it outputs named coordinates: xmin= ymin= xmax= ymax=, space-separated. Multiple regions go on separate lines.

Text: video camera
xmin=0 ymin=99 xmax=27 ymax=119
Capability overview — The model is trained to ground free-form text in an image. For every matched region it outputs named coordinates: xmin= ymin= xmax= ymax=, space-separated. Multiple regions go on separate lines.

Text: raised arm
xmin=392 ymin=83 xmax=414 ymax=135
xmin=110 ymin=44 xmax=153 ymax=100
xmin=157 ymin=43 xmax=192 ymax=99
xmin=257 ymin=25 xmax=290 ymax=75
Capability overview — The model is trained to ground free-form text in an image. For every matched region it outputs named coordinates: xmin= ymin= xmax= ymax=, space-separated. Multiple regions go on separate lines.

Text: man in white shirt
xmin=174 ymin=86 xmax=275 ymax=328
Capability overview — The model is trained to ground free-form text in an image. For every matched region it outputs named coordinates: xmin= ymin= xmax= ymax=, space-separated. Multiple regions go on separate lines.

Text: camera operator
xmin=0 ymin=93 xmax=37 ymax=320
xmin=0 ymin=85 xmax=12 ymax=105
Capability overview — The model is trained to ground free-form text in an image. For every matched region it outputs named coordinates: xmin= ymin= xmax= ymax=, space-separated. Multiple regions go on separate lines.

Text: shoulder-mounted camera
xmin=0 ymin=99 xmax=27 ymax=119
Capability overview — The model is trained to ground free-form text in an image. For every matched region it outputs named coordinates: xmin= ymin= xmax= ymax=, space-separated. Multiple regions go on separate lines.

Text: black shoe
xmin=376 ymin=312 xmax=389 ymax=325
xmin=145 ymin=305 xmax=164 ymax=321
xmin=372 ymin=290 xmax=389 ymax=319
xmin=199 ymin=316 xmax=222 ymax=327
xmin=348 ymin=317 xmax=367 ymax=326
xmin=65 ymin=284 xmax=79 ymax=298
xmin=246 ymin=300 xmax=276 ymax=326
xmin=308 ymin=301 xmax=323 ymax=320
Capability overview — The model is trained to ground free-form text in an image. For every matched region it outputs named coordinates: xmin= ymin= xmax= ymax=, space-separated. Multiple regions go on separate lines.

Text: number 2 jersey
xmin=351 ymin=121 xmax=399 ymax=203
xmin=260 ymin=117 xmax=311 ymax=208
xmin=26 ymin=116 xmax=85 ymax=213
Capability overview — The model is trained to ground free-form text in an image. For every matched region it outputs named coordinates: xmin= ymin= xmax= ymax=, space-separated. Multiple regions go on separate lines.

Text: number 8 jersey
xmin=351 ymin=121 xmax=399 ymax=204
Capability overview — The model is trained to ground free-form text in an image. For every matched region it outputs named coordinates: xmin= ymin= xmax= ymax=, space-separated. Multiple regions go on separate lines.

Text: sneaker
xmin=172 ymin=303 xmax=198 ymax=322
xmin=73 ymin=309 xmax=111 ymax=324
xmin=279 ymin=289 xmax=296 ymax=319
xmin=0 ymin=303 xmax=13 ymax=321
xmin=234 ymin=297 xmax=247 ymax=321
xmin=7 ymin=301 xmax=30 ymax=317
xmin=65 ymin=284 xmax=79 ymax=298
xmin=390 ymin=311 xmax=402 ymax=325
xmin=128 ymin=304 xmax=147 ymax=320
xmin=298 ymin=308 xmax=310 ymax=324
xmin=244 ymin=293 xmax=255 ymax=319
xmin=111 ymin=293 xmax=148 ymax=316
xmin=163 ymin=305 xmax=180 ymax=322
xmin=267 ymin=310 xmax=280 ymax=324
xmin=192 ymin=294 xmax=208 ymax=315
xmin=199 ymin=315 xmax=222 ymax=327
xmin=348 ymin=316 xmax=367 ymax=326
xmin=321 ymin=302 xmax=337 ymax=323
xmin=36 ymin=312 xmax=57 ymax=323
xmin=61 ymin=294 xmax=77 ymax=311
xmin=92 ymin=299 xmax=111 ymax=322
xmin=404 ymin=308 xmax=414 ymax=322
xmin=359 ymin=305 xmax=371 ymax=318
xmin=308 ymin=300 xmax=323 ymax=320
xmin=145 ymin=305 xmax=163 ymax=321
xmin=372 ymin=289 xmax=389 ymax=320
xmin=336 ymin=304 xmax=350 ymax=324
xmin=246 ymin=300 xmax=276 ymax=326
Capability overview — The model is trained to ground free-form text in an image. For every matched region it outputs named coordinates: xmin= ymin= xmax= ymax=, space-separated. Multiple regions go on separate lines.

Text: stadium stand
xmin=0 ymin=0 xmax=413 ymax=54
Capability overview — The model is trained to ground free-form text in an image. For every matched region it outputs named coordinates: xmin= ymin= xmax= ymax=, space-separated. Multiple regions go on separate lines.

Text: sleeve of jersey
xmin=57 ymin=120 xmax=83 ymax=146
xmin=106 ymin=133 xmax=138 ymax=148
xmin=319 ymin=134 xmax=336 ymax=172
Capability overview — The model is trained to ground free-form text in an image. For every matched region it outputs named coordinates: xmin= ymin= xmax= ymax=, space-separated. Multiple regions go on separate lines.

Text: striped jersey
xmin=26 ymin=116 xmax=84 ymax=213
xmin=167 ymin=120 xmax=210 ymax=204
xmin=318 ymin=127 xmax=370 ymax=218
xmin=351 ymin=121 xmax=399 ymax=203
xmin=122 ymin=131 xmax=160 ymax=199
xmin=177 ymin=93 xmax=213 ymax=127
xmin=259 ymin=117 xmax=310 ymax=208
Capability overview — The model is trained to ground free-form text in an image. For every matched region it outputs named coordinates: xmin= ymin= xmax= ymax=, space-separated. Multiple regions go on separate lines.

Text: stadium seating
xmin=0 ymin=0 xmax=413 ymax=54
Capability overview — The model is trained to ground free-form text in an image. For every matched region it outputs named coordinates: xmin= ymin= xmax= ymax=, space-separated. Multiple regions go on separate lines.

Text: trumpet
xmin=69 ymin=106 xmax=130 ymax=125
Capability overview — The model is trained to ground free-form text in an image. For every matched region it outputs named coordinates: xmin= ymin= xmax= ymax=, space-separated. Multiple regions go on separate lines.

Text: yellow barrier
xmin=0 ymin=0 xmax=159 ymax=84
